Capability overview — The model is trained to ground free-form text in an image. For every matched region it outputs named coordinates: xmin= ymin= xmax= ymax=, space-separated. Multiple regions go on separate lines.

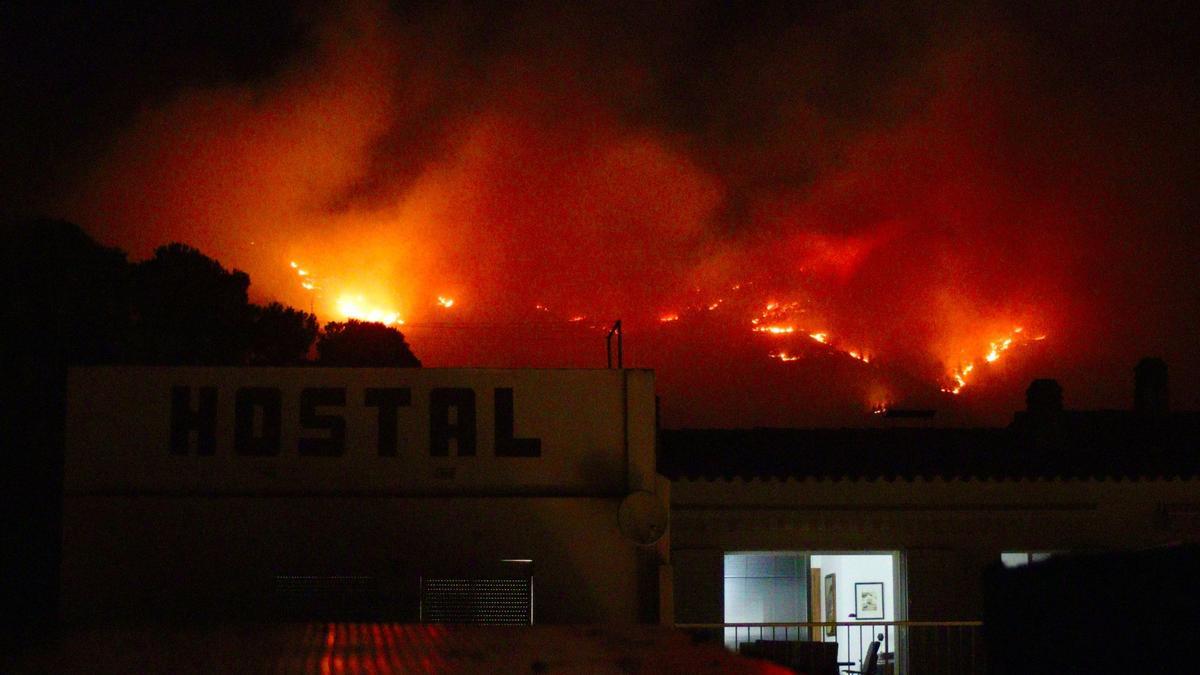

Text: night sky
xmin=3 ymin=0 xmax=1197 ymax=427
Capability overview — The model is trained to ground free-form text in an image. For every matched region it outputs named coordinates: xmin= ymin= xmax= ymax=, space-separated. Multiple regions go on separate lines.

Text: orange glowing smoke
xmin=59 ymin=3 xmax=1077 ymax=424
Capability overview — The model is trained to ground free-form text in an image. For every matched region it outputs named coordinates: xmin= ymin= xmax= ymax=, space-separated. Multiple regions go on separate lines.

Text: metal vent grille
xmin=421 ymin=577 xmax=532 ymax=625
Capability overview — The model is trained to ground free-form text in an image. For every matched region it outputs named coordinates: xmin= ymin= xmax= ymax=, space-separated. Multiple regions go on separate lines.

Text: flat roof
xmin=660 ymin=411 xmax=1200 ymax=480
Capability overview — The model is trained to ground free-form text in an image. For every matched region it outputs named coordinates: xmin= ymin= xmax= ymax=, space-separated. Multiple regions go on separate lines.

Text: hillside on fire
xmin=3 ymin=1 xmax=1196 ymax=428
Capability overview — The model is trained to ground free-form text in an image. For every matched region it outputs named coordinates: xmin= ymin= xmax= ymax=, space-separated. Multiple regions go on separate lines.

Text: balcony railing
xmin=675 ymin=621 xmax=985 ymax=675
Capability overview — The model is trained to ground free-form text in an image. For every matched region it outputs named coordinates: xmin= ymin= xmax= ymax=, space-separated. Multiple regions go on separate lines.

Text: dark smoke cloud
xmin=0 ymin=1 xmax=315 ymax=219
xmin=8 ymin=0 xmax=1198 ymax=425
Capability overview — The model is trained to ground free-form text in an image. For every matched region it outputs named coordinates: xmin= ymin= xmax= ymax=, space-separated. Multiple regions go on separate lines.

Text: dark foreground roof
xmin=10 ymin=624 xmax=769 ymax=674
xmin=659 ymin=412 xmax=1200 ymax=481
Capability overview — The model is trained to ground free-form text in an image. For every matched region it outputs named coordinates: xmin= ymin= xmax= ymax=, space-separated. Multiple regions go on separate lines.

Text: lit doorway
xmin=723 ymin=551 xmax=899 ymax=670
xmin=811 ymin=553 xmax=896 ymax=670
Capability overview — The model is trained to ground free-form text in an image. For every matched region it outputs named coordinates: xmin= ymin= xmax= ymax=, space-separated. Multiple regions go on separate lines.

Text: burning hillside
xmin=43 ymin=2 xmax=1198 ymax=425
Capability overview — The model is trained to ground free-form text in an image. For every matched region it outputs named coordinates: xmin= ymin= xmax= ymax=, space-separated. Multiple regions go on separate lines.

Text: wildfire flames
xmin=334 ymin=295 xmax=403 ymax=326
xmin=941 ymin=327 xmax=1047 ymax=395
xmin=57 ymin=1 xmax=1122 ymax=426
xmin=292 ymin=244 xmax=1045 ymax=404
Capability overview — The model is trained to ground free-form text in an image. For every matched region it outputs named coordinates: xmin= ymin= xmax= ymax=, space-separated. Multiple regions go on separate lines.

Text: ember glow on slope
xmin=53 ymin=2 xmax=1198 ymax=424
xmin=294 ymin=238 xmax=1042 ymax=396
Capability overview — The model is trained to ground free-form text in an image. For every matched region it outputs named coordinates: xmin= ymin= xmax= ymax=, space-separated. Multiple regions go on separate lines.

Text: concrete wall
xmin=66 ymin=367 xmax=656 ymax=496
xmin=61 ymin=495 xmax=644 ymax=623
xmin=61 ymin=367 xmax=663 ymax=624
xmin=672 ymin=549 xmax=723 ymax=624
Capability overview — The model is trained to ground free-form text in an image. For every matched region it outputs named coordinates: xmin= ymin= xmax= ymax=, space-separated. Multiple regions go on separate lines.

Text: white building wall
xmin=61 ymin=367 xmax=663 ymax=624
xmin=61 ymin=495 xmax=644 ymax=623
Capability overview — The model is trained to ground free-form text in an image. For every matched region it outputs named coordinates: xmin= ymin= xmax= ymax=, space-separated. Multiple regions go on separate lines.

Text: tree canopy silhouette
xmin=3 ymin=218 xmax=130 ymax=367
xmin=129 ymin=243 xmax=253 ymax=364
xmin=249 ymin=301 xmax=318 ymax=365
xmin=317 ymin=319 xmax=422 ymax=367
xmin=2 ymin=218 xmax=131 ymax=634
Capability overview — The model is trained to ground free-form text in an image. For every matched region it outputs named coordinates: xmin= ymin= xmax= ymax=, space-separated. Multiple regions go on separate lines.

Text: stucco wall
xmin=61 ymin=495 xmax=644 ymax=623
xmin=61 ymin=367 xmax=662 ymax=624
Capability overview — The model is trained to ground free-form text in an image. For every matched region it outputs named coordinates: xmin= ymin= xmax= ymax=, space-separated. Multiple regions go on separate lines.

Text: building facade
xmin=62 ymin=364 xmax=1198 ymax=658
xmin=62 ymin=367 xmax=665 ymax=624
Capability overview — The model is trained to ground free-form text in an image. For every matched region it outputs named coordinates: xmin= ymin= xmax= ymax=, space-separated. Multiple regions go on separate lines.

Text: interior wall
xmin=810 ymin=553 xmax=895 ymax=666
xmin=723 ymin=553 xmax=808 ymax=624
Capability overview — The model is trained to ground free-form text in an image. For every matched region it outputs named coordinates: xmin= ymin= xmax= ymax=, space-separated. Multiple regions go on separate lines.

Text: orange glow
xmin=336 ymin=294 xmax=403 ymax=325
xmin=59 ymin=1 xmax=1066 ymax=417
xmin=755 ymin=325 xmax=796 ymax=335
xmin=941 ymin=327 xmax=1041 ymax=394
xmin=746 ymin=295 xmax=881 ymax=366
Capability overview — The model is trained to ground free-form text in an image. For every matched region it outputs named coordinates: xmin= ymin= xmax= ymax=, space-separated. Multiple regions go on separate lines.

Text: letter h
xmin=170 ymin=386 xmax=217 ymax=455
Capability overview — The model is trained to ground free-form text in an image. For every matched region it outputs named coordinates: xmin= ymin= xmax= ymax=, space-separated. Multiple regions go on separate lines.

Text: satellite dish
xmin=618 ymin=490 xmax=667 ymax=546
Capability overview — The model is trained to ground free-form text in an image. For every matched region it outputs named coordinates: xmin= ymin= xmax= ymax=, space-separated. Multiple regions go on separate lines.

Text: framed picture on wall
xmin=854 ymin=582 xmax=885 ymax=620
xmin=823 ymin=573 xmax=837 ymax=636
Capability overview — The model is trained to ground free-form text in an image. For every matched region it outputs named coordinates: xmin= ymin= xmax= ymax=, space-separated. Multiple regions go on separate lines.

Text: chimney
xmin=1026 ymin=379 xmax=1063 ymax=417
xmin=1134 ymin=357 xmax=1169 ymax=416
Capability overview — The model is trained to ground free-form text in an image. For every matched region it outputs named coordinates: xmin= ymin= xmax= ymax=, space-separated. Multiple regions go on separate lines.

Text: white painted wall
xmin=61 ymin=495 xmax=646 ymax=623
xmin=811 ymin=553 xmax=895 ymax=667
xmin=66 ymin=367 xmax=656 ymax=496
xmin=62 ymin=367 xmax=662 ymax=623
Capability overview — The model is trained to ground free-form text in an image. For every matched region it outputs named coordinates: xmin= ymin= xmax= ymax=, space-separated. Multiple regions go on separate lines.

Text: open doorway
xmin=811 ymin=553 xmax=896 ymax=670
xmin=723 ymin=551 xmax=899 ymax=670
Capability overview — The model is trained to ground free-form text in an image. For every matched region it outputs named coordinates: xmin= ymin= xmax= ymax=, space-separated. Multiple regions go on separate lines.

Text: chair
xmin=844 ymin=634 xmax=882 ymax=675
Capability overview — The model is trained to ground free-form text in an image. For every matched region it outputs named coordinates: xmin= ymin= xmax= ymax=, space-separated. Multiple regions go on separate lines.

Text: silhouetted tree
xmin=2 ymin=221 xmax=329 ymax=634
xmin=1 ymin=218 xmax=130 ymax=635
xmin=317 ymin=319 xmax=422 ymax=367
xmin=2 ymin=218 xmax=131 ymax=365
xmin=249 ymin=301 xmax=318 ymax=365
xmin=129 ymin=243 xmax=252 ymax=364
